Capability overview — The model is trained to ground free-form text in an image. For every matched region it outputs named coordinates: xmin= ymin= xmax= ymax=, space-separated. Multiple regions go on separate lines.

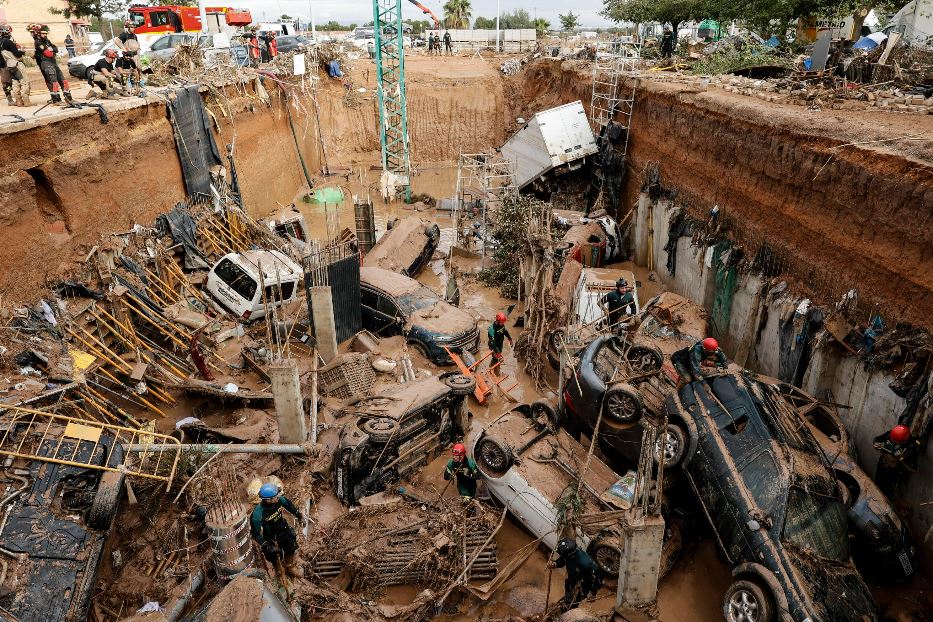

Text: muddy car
xmin=363 ymin=216 xmax=440 ymax=278
xmin=334 ymin=373 xmax=476 ymax=505
xmin=668 ymin=373 xmax=879 ymax=622
xmin=466 ymin=402 xmax=681 ymax=578
xmin=359 ymin=266 xmax=479 ymax=365
xmin=0 ymin=436 xmax=124 ymax=622
xmin=774 ymin=382 xmax=916 ymax=582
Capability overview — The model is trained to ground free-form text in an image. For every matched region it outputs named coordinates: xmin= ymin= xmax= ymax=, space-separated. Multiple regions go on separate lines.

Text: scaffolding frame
xmin=453 ymin=153 xmax=517 ymax=263
xmin=373 ymin=0 xmax=411 ymax=201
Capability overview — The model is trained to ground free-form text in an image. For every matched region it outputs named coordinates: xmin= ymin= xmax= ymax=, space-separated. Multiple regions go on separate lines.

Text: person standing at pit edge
xmin=29 ymin=24 xmax=72 ymax=104
xmin=1 ymin=25 xmax=29 ymax=106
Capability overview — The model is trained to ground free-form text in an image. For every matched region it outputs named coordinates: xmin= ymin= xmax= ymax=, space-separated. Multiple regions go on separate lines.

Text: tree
xmin=59 ymin=0 xmax=127 ymax=25
xmin=534 ymin=17 xmax=551 ymax=36
xmin=443 ymin=0 xmax=472 ymax=28
xmin=499 ymin=9 xmax=534 ymax=28
xmin=474 ymin=16 xmax=496 ymax=28
xmin=280 ymin=14 xmax=293 ymax=21
xmin=602 ymin=0 xmax=707 ymax=40
xmin=558 ymin=11 xmax=579 ymax=31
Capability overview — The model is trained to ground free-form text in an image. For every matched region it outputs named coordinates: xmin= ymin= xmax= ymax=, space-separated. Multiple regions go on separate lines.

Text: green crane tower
xmin=373 ymin=0 xmax=412 ymax=201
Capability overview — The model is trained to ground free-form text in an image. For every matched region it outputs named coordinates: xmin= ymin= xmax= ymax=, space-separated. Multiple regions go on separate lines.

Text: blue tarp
xmin=853 ymin=36 xmax=880 ymax=50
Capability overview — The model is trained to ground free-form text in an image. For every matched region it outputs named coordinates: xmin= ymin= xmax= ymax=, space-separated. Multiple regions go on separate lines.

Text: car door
xmin=374 ymin=293 xmax=402 ymax=335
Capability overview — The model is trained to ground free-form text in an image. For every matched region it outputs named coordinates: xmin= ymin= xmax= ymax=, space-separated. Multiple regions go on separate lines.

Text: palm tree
xmin=533 ymin=18 xmax=550 ymax=37
xmin=443 ymin=0 xmax=472 ymax=29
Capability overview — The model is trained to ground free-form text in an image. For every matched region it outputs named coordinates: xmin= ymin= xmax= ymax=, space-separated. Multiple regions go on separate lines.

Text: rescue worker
xmin=443 ymin=30 xmax=452 ymax=55
xmin=548 ymin=539 xmax=602 ymax=611
xmin=30 ymin=24 xmax=72 ymax=104
xmin=488 ymin=312 xmax=513 ymax=371
xmin=660 ymin=25 xmax=675 ymax=59
xmin=1 ymin=24 xmax=29 ymax=106
xmin=64 ymin=34 xmax=75 ymax=57
xmin=250 ymin=483 xmax=306 ymax=577
xmin=598 ymin=278 xmax=635 ymax=328
xmin=673 ymin=336 xmax=728 ymax=383
xmin=116 ymin=20 xmax=141 ymax=74
xmin=246 ymin=33 xmax=261 ymax=67
xmin=87 ymin=48 xmax=118 ymax=98
xmin=115 ymin=50 xmax=141 ymax=95
xmin=268 ymin=32 xmax=278 ymax=59
xmin=443 ymin=443 xmax=480 ymax=499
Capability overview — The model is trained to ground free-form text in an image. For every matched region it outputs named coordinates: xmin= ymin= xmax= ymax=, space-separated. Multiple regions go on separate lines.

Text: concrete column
xmin=269 ymin=359 xmax=306 ymax=444
xmin=616 ymin=514 xmax=665 ymax=608
xmin=310 ymin=285 xmax=338 ymax=363
xmin=633 ymin=193 xmax=649 ymax=266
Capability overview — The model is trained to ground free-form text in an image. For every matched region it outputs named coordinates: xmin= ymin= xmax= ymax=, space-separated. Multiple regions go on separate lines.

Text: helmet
xmin=890 ymin=425 xmax=911 ymax=444
xmin=258 ymin=482 xmax=279 ymax=499
xmin=124 ymin=20 xmax=134 ymax=28
xmin=451 ymin=443 xmax=466 ymax=459
xmin=702 ymin=337 xmax=719 ymax=352
xmin=105 ymin=49 xmax=117 ymax=58
xmin=556 ymin=539 xmax=577 ymax=557
xmin=39 ymin=24 xmax=50 ymax=33
xmin=0 ymin=25 xmax=11 ymax=37
xmin=27 ymin=23 xmax=42 ymax=35
xmin=616 ymin=278 xmax=628 ymax=288
xmin=495 ymin=312 xmax=507 ymax=324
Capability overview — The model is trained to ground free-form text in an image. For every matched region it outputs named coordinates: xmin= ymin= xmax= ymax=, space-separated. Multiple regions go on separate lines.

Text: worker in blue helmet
xmin=250 ymin=482 xmax=306 ymax=577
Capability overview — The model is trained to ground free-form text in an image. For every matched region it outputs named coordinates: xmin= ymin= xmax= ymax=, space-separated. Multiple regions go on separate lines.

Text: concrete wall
xmin=632 ymin=192 xmax=933 ymax=551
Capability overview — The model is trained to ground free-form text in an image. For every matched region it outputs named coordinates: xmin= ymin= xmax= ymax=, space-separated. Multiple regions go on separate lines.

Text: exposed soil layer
xmin=512 ymin=59 xmax=933 ymax=329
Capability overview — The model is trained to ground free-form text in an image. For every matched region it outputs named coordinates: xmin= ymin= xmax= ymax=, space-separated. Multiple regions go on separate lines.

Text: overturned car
xmin=334 ymin=373 xmax=476 ymax=505
xmin=363 ymin=216 xmax=441 ymax=278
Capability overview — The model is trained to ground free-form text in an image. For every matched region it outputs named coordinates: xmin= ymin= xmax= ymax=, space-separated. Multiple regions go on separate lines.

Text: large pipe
xmin=125 ymin=444 xmax=308 ymax=454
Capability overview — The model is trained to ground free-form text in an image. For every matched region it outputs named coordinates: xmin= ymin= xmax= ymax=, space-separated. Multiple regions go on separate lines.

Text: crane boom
xmin=406 ymin=0 xmax=441 ymax=29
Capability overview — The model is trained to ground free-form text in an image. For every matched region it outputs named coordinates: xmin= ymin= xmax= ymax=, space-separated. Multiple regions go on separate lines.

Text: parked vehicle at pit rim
xmin=466 ymin=402 xmax=682 ymax=578
xmin=668 ymin=372 xmax=879 ymax=622
xmin=359 ymin=266 xmax=479 ymax=365
xmin=334 ymin=373 xmax=476 ymax=505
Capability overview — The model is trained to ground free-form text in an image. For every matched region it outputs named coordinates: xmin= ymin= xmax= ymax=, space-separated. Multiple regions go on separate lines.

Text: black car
xmin=667 ymin=372 xmax=879 ymax=622
xmin=334 ymin=374 xmax=475 ymax=504
xmin=359 ymin=266 xmax=479 ymax=365
xmin=775 ymin=382 xmax=916 ymax=582
xmin=0 ymin=435 xmax=124 ymax=622
xmin=562 ymin=334 xmax=684 ymax=467
xmin=273 ymin=35 xmax=311 ymax=53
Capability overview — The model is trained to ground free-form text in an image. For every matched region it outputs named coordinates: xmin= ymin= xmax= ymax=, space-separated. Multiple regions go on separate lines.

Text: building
xmin=0 ymin=0 xmax=90 ymax=48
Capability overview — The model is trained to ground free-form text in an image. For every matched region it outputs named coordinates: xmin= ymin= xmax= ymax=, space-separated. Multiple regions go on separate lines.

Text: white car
xmin=205 ymin=250 xmax=303 ymax=321
xmin=67 ymin=41 xmax=119 ymax=78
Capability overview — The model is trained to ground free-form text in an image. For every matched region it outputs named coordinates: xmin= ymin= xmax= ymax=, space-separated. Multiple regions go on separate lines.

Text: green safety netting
xmin=710 ymin=242 xmax=737 ymax=337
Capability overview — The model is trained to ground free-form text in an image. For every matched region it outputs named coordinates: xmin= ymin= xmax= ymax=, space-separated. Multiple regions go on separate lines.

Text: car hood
xmin=785 ymin=547 xmax=878 ymax=622
xmin=408 ymin=302 xmax=474 ymax=336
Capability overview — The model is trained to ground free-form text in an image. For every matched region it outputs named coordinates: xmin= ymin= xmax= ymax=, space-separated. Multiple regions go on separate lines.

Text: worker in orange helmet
xmin=487 ymin=312 xmax=513 ymax=373
xmin=685 ymin=337 xmax=728 ymax=380
xmin=444 ymin=443 xmax=480 ymax=499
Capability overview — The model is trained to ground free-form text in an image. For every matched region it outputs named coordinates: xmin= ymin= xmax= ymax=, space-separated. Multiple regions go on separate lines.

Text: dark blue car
xmin=359 ymin=266 xmax=479 ymax=365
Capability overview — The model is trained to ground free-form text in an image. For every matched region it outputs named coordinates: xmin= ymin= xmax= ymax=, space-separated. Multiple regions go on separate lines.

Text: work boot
xmin=4 ymin=93 xmax=13 ymax=106
xmin=63 ymin=90 xmax=73 ymax=104
xmin=283 ymin=552 xmax=303 ymax=578
xmin=49 ymin=92 xmax=62 ymax=104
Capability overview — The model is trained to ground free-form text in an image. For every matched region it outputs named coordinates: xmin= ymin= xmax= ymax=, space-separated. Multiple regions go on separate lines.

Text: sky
xmin=237 ymin=0 xmax=615 ymax=29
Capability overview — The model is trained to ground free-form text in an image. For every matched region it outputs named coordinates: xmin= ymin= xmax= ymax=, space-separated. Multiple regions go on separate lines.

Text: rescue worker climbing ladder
xmin=250 ymin=483 xmax=307 ymax=578
xmin=444 ymin=443 xmax=480 ymax=499
xmin=29 ymin=23 xmax=71 ymax=104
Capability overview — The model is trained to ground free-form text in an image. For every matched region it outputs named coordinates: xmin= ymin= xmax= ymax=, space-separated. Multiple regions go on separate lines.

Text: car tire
xmin=653 ymin=423 xmax=687 ymax=468
xmin=475 ymin=436 xmax=513 ymax=477
xmin=443 ymin=373 xmax=476 ymax=396
xmin=360 ymin=417 xmax=399 ymax=443
xmin=88 ymin=470 xmax=124 ymax=531
xmin=603 ymin=383 xmax=644 ymax=424
xmin=591 ymin=539 xmax=622 ymax=578
xmin=723 ymin=580 xmax=774 ymax=622
xmin=409 ymin=340 xmax=431 ymax=361
xmin=530 ymin=399 xmax=561 ymax=428
xmin=625 ymin=345 xmax=664 ymax=373
xmin=546 ymin=328 xmax=566 ymax=371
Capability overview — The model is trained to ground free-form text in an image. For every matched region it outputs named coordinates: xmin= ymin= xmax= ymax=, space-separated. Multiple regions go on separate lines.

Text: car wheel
xmin=625 ymin=345 xmax=664 ymax=373
xmin=653 ymin=423 xmax=687 ymax=467
xmin=546 ymin=328 xmax=566 ymax=371
xmin=530 ymin=399 xmax=561 ymax=428
xmin=592 ymin=539 xmax=622 ymax=577
xmin=475 ymin=436 xmax=513 ymax=477
xmin=724 ymin=580 xmax=774 ymax=622
xmin=603 ymin=383 xmax=644 ymax=424
xmin=88 ymin=470 xmax=124 ymax=530
xmin=360 ymin=417 xmax=399 ymax=443
xmin=443 ymin=373 xmax=476 ymax=396
xmin=408 ymin=340 xmax=430 ymax=361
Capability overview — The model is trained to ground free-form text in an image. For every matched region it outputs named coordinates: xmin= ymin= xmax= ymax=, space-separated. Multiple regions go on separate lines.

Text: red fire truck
xmin=127 ymin=5 xmax=252 ymax=38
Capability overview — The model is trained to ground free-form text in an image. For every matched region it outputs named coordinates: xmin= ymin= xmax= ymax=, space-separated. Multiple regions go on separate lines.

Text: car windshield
xmin=783 ymin=486 xmax=849 ymax=562
xmin=397 ymin=287 xmax=439 ymax=315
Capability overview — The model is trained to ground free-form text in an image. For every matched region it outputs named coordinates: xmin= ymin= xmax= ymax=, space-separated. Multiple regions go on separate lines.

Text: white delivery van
xmin=206 ymin=250 xmax=303 ymax=321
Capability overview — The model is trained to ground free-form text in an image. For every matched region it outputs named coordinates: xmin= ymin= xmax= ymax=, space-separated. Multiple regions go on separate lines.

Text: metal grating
xmin=373 ymin=0 xmax=411 ymax=201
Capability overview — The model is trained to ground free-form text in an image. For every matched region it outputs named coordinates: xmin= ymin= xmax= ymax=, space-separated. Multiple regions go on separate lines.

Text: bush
xmin=690 ymin=41 xmax=790 ymax=75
